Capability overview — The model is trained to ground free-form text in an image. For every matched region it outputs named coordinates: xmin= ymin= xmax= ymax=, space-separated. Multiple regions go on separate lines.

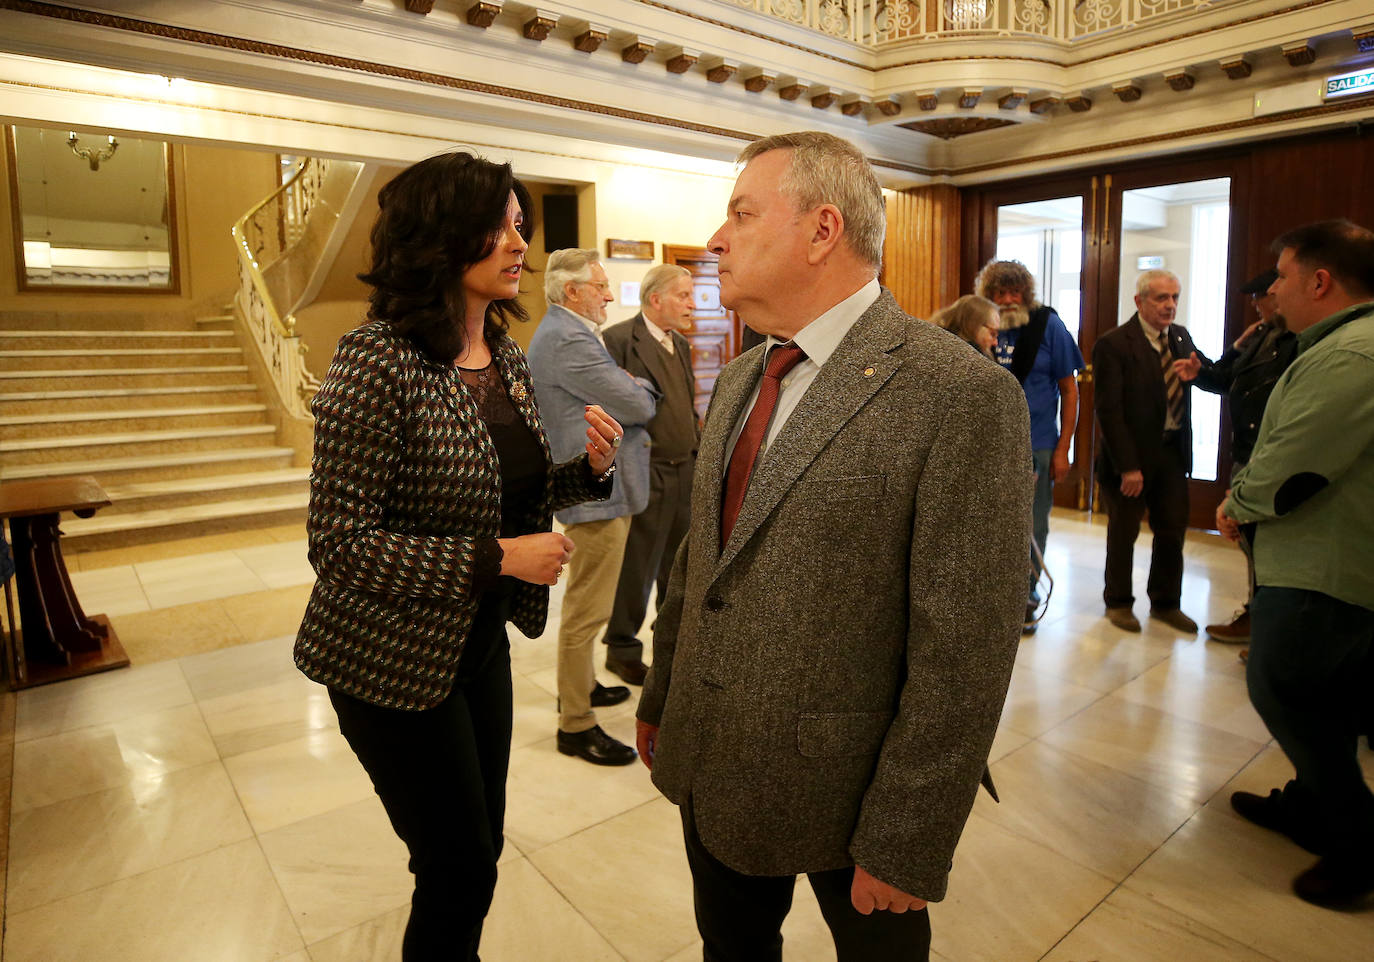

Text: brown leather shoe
xmin=605 ymin=656 xmax=648 ymax=686
xmin=1206 ymin=608 xmax=1250 ymax=643
xmin=1150 ymin=607 xmax=1199 ymax=633
xmin=1105 ymin=607 xmax=1141 ymax=632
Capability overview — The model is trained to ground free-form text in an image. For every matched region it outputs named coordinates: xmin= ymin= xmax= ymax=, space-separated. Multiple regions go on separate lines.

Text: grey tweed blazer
xmin=637 ymin=290 xmax=1032 ymax=901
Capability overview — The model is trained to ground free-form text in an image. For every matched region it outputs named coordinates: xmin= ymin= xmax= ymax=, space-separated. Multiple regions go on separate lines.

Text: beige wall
xmin=293 ymin=163 xmax=734 ymax=360
xmin=0 ymin=137 xmax=277 ymax=320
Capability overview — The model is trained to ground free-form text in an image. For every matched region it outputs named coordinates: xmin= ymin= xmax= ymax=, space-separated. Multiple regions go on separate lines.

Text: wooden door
xmin=663 ymin=245 xmax=736 ymax=419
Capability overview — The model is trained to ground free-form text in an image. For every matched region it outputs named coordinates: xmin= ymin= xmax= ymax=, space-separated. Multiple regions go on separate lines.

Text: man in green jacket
xmin=1218 ymin=219 xmax=1374 ymax=909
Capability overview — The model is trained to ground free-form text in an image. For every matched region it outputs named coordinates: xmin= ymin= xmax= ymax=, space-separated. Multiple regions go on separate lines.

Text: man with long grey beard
xmin=975 ymin=259 xmax=1084 ymax=631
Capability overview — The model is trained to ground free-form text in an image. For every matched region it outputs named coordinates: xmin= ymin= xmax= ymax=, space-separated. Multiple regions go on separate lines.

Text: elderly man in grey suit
xmin=635 ymin=131 xmax=1032 ymax=960
xmin=529 ymin=248 xmax=657 ymax=766
xmin=600 ymin=264 xmax=701 ymax=685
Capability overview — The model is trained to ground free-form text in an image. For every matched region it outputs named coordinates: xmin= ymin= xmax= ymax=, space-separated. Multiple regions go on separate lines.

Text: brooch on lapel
xmin=862 ymin=366 xmax=876 ymax=378
xmin=510 ymin=382 xmax=528 ymax=402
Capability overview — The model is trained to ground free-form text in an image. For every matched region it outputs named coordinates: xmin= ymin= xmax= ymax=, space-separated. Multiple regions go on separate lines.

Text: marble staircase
xmin=0 ymin=312 xmax=309 ymax=551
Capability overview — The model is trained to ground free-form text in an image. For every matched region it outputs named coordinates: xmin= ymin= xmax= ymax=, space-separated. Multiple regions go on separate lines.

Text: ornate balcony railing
xmin=721 ymin=0 xmax=1244 ymax=45
xmin=232 ymin=157 xmax=362 ymax=419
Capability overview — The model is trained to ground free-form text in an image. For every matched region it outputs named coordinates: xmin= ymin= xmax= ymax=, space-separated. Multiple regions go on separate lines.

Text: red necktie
xmin=721 ymin=343 xmax=807 ymax=543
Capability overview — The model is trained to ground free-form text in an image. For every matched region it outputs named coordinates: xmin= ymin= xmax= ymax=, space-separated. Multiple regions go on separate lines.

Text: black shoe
xmin=1230 ymin=789 xmax=1325 ymax=855
xmin=557 ymin=725 xmax=637 ymax=766
xmin=556 ymin=682 xmax=632 ymax=713
xmin=605 ymin=656 xmax=648 ymax=686
xmin=591 ymin=681 xmax=630 ymax=707
xmin=1292 ymin=854 xmax=1374 ymax=909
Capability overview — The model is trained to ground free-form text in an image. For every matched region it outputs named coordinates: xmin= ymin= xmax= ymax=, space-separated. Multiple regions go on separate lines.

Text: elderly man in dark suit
xmin=1092 ymin=269 xmax=1220 ymax=634
xmin=600 ymin=264 xmax=700 ymax=684
xmin=634 ymin=131 xmax=1032 ymax=961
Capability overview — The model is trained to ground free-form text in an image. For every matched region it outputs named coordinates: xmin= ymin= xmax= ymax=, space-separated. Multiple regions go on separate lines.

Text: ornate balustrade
xmin=231 ymin=157 xmax=331 ymax=420
xmin=722 ymin=0 xmax=1244 ymax=45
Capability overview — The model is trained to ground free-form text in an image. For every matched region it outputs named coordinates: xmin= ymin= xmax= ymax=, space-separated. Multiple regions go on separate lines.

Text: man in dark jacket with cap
xmin=1179 ymin=268 xmax=1298 ymax=643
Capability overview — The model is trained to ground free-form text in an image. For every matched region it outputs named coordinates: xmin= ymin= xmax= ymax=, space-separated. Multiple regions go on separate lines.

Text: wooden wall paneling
xmin=884 ymin=184 xmax=961 ymax=319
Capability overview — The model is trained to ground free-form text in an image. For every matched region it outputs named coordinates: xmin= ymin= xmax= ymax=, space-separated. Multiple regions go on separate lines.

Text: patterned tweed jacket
xmin=295 ymin=320 xmax=605 ymax=710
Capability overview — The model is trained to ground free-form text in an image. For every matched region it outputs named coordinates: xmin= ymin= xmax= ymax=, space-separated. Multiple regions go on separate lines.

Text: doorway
xmin=663 ymin=244 xmax=736 ymax=419
xmin=969 ymin=155 xmax=1250 ymax=529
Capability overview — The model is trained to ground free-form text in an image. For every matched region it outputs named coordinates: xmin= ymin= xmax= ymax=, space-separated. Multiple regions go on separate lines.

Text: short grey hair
xmin=1135 ymin=269 xmax=1180 ymax=298
xmin=639 ymin=264 xmax=691 ymax=308
xmin=738 ymin=131 xmax=886 ymax=269
xmin=545 ymin=248 xmax=600 ymax=304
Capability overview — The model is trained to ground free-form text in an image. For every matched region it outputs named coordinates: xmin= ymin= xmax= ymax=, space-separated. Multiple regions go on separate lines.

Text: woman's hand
xmin=584 ymin=404 xmax=625 ymax=476
xmin=498 ymin=532 xmax=575 ymax=585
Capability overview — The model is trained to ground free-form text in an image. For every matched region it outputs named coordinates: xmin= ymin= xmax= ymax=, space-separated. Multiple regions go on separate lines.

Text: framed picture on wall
xmin=606 ymin=238 xmax=654 ymax=260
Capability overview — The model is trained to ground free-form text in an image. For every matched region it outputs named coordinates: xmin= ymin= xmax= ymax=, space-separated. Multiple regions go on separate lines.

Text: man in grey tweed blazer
xmin=635 ymin=132 xmax=1032 ymax=960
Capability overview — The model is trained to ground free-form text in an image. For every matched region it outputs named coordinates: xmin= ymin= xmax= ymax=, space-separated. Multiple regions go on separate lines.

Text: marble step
xmin=1 ymin=424 xmax=278 ymax=465
xmin=0 ymin=446 xmax=296 ymax=485
xmin=0 ymin=347 xmax=243 ymax=371
xmin=0 ymin=330 xmax=236 ymax=350
xmin=195 ymin=314 xmax=235 ymax=329
xmin=0 ymin=311 xmax=200 ymax=331
xmin=61 ymin=491 xmax=309 ymax=552
xmin=0 ymin=365 xmax=251 ymax=390
xmin=95 ymin=468 xmax=311 ymax=514
xmin=0 ymin=384 xmax=260 ymax=415
xmin=0 ymin=404 xmax=270 ymax=440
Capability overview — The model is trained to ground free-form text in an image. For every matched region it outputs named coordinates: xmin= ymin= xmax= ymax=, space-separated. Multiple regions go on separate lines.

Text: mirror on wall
xmin=5 ymin=124 xmax=180 ymax=292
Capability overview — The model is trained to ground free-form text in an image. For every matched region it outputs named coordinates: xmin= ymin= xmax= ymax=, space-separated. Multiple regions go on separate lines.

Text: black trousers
xmin=329 ymin=626 xmax=513 ymax=962
xmin=1247 ymin=586 xmax=1374 ymax=859
xmin=1099 ymin=441 xmax=1189 ymax=610
xmin=604 ymin=457 xmax=693 ymax=662
xmin=681 ymin=804 xmax=931 ymax=962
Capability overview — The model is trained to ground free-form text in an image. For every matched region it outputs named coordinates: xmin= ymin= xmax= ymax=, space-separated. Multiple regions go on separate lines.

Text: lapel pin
xmin=862 ymin=366 xmax=876 ymax=378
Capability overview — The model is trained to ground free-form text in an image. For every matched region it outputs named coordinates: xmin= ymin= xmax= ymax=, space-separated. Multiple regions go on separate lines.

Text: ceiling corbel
xmin=522 ymin=11 xmax=558 ymax=41
xmin=1219 ymin=56 xmax=1252 ymax=79
xmin=621 ymin=38 xmax=656 ymax=64
xmin=1164 ymin=69 xmax=1195 ymax=91
xmin=465 ymin=1 xmax=501 ymax=28
xmin=811 ymin=88 xmax=838 ymax=109
xmin=665 ymin=48 xmax=700 ymax=74
xmin=743 ymin=70 xmax=776 ymax=93
xmin=704 ymin=58 xmax=739 ymax=84
xmin=1282 ymin=40 xmax=1316 ymax=67
xmin=573 ymin=25 xmax=609 ymax=53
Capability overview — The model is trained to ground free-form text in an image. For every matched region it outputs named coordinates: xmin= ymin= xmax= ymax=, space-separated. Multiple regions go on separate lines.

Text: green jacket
xmin=1228 ymin=301 xmax=1374 ymax=610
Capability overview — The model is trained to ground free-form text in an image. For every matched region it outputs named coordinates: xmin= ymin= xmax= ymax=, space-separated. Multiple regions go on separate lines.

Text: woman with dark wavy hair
xmin=295 ymin=151 xmax=624 ymax=961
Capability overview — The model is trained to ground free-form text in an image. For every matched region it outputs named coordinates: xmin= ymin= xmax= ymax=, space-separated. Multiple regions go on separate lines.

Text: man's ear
xmin=1310 ymin=267 xmax=1334 ymax=300
xmin=807 ymin=204 xmax=845 ymax=265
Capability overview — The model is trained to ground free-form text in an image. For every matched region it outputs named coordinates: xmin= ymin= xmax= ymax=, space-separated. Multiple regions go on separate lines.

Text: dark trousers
xmin=1247 ymin=586 xmax=1374 ymax=858
xmin=1099 ymin=442 xmax=1189 ymax=609
xmin=681 ymin=804 xmax=931 ymax=962
xmin=329 ymin=630 xmax=513 ymax=962
xmin=604 ymin=457 xmax=693 ymax=662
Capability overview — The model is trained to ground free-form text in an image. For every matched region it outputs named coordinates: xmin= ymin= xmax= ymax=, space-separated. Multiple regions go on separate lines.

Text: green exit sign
xmin=1324 ymin=67 xmax=1374 ymax=99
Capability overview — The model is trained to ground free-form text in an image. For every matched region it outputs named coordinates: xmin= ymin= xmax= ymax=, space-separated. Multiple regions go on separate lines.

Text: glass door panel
xmin=995 ymin=195 xmax=1088 ymax=503
xmin=1115 ymin=178 xmax=1231 ymax=482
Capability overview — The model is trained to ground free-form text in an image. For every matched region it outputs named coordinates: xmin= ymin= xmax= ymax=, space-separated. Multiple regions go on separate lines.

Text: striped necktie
xmin=1158 ymin=329 xmax=1184 ymax=429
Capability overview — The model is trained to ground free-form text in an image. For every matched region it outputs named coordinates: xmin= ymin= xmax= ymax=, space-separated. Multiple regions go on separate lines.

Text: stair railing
xmin=231 ymin=157 xmax=338 ymax=419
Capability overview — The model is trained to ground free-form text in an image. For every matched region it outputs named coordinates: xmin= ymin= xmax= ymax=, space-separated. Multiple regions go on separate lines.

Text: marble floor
xmin=3 ymin=511 xmax=1372 ymax=961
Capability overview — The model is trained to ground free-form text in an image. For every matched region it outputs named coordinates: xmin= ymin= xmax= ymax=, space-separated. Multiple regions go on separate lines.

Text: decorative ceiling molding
xmin=899 ymin=117 xmax=1020 ymax=140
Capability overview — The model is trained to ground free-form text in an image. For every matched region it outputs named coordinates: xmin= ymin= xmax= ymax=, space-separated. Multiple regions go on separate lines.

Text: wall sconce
xmin=67 ymin=131 xmax=119 ymax=171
